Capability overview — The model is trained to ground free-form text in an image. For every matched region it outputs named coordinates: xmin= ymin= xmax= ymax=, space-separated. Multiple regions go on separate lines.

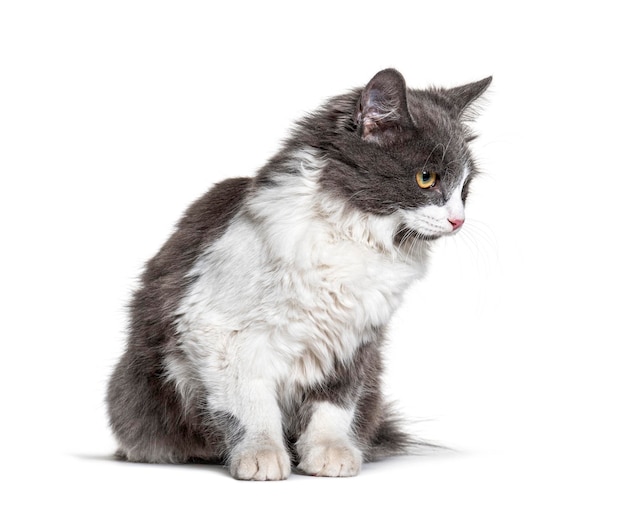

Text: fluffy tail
xmin=366 ymin=407 xmax=448 ymax=461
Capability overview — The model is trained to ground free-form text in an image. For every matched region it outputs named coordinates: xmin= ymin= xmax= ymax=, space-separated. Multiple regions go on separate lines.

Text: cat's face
xmin=317 ymin=69 xmax=491 ymax=242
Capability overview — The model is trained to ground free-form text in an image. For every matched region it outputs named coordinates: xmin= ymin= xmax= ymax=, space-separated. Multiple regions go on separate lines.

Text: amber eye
xmin=416 ymin=170 xmax=437 ymax=189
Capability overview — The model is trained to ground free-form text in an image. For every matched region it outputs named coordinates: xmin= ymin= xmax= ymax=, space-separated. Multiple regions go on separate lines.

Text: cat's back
xmin=107 ymin=176 xmax=254 ymax=462
xmin=145 ymin=176 xmax=252 ymax=282
xmin=129 ymin=176 xmax=253 ymax=351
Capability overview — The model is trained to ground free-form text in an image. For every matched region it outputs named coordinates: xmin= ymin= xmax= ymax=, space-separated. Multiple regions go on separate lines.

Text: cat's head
xmin=310 ymin=69 xmax=491 ymax=242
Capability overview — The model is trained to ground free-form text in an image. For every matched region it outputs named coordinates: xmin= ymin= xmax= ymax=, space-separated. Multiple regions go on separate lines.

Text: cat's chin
xmin=393 ymin=227 xmax=442 ymax=248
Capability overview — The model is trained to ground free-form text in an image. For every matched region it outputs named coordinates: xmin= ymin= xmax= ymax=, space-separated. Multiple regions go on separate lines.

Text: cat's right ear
xmin=354 ymin=69 xmax=412 ymax=144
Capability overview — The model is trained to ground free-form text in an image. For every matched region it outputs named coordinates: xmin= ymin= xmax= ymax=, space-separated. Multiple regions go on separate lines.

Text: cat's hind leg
xmin=107 ymin=350 xmax=220 ymax=465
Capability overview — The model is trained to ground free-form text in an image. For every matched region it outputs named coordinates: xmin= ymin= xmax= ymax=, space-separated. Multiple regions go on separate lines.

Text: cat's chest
xmin=177 ymin=210 xmax=422 ymax=390
xmin=294 ymin=240 xmax=416 ymax=326
xmin=262 ymin=238 xmax=419 ymax=386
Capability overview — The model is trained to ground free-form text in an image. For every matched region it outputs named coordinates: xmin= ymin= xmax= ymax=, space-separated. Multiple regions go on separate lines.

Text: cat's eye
xmin=416 ymin=171 xmax=437 ymax=189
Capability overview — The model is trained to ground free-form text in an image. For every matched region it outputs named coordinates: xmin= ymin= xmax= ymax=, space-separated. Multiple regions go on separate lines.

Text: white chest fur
xmin=170 ymin=151 xmax=427 ymax=407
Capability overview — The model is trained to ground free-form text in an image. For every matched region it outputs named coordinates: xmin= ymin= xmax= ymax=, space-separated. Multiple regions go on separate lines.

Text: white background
xmin=2 ymin=1 xmax=624 ymax=515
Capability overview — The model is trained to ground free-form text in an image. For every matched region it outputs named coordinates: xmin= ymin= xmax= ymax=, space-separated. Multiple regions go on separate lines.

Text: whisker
xmin=421 ymin=142 xmax=445 ymax=171
xmin=441 ymin=135 xmax=453 ymax=163
xmin=456 ymin=218 xmax=500 ymax=278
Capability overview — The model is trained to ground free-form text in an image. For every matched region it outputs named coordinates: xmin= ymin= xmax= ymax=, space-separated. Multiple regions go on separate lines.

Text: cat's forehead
xmin=404 ymin=128 xmax=468 ymax=172
xmin=407 ymin=90 xmax=464 ymax=138
xmin=401 ymin=93 xmax=469 ymax=172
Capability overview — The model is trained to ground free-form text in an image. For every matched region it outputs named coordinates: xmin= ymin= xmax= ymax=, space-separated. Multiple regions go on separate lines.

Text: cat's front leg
xmin=218 ymin=377 xmax=291 ymax=481
xmin=296 ymin=401 xmax=363 ymax=477
xmin=229 ymin=436 xmax=291 ymax=481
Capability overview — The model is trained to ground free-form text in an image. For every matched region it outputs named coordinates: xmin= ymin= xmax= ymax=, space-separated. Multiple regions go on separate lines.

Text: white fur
xmin=169 ymin=148 xmax=428 ymax=477
xmin=296 ymin=401 xmax=363 ymax=477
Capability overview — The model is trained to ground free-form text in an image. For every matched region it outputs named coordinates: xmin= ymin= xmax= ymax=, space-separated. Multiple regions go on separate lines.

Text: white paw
xmin=230 ymin=444 xmax=291 ymax=481
xmin=298 ymin=442 xmax=363 ymax=477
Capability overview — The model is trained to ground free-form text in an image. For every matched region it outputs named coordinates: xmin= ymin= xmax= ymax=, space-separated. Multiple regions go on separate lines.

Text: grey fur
xmin=107 ymin=69 xmax=490 ymax=474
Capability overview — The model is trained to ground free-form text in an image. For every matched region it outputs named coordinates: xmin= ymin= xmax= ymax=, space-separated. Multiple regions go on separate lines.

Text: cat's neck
xmin=247 ymin=146 xmax=432 ymax=268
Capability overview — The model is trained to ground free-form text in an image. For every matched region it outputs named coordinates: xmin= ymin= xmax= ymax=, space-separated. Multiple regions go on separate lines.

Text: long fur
xmin=107 ymin=69 xmax=491 ymax=480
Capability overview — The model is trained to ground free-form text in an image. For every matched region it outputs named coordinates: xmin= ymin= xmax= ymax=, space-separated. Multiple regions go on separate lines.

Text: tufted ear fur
xmin=445 ymin=76 xmax=492 ymax=118
xmin=355 ymin=69 xmax=413 ymax=144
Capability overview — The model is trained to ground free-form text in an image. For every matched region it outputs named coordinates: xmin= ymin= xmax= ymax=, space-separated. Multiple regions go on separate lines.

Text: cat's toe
xmin=298 ymin=442 xmax=362 ymax=477
xmin=230 ymin=445 xmax=291 ymax=481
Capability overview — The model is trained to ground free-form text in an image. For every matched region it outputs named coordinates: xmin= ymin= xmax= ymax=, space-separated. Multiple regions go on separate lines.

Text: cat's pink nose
xmin=448 ymin=218 xmax=465 ymax=231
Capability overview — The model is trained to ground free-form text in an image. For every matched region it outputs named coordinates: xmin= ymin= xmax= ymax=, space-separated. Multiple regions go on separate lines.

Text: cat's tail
xmin=366 ymin=405 xmax=448 ymax=461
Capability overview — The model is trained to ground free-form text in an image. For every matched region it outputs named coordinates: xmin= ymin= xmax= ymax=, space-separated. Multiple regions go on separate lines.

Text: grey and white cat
xmin=107 ymin=69 xmax=491 ymax=480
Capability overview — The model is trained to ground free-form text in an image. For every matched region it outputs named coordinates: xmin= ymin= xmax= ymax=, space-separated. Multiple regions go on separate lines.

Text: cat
xmin=107 ymin=68 xmax=491 ymax=480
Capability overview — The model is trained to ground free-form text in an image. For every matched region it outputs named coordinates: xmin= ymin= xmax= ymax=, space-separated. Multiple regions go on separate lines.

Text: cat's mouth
xmin=393 ymin=226 xmax=441 ymax=247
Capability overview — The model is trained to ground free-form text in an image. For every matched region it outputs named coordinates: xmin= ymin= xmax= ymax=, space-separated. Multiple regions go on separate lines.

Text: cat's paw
xmin=229 ymin=444 xmax=291 ymax=481
xmin=297 ymin=442 xmax=363 ymax=477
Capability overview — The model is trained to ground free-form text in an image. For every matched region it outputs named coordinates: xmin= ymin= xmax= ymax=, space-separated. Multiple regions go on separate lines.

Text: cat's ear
xmin=355 ymin=69 xmax=413 ymax=144
xmin=445 ymin=76 xmax=492 ymax=118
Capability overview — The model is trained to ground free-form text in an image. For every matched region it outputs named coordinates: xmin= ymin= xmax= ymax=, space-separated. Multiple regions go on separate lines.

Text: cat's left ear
xmin=355 ymin=68 xmax=413 ymax=144
xmin=445 ymin=76 xmax=492 ymax=118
